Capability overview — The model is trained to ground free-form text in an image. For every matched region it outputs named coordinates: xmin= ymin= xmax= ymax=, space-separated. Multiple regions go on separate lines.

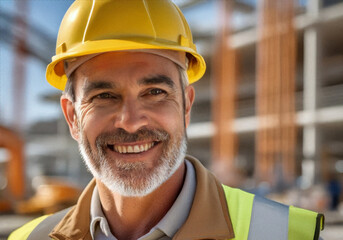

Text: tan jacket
xmin=49 ymin=156 xmax=235 ymax=240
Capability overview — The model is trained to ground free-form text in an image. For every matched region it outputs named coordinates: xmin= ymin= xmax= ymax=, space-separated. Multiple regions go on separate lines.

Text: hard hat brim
xmin=46 ymin=39 xmax=206 ymax=91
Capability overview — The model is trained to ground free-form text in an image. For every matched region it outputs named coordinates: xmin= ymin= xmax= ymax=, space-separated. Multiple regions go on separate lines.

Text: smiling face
xmin=61 ymin=52 xmax=194 ymax=197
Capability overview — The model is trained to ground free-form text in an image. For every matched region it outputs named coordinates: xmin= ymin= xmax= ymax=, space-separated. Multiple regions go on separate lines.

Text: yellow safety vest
xmin=222 ymin=185 xmax=324 ymax=240
xmin=9 ymin=185 xmax=324 ymax=240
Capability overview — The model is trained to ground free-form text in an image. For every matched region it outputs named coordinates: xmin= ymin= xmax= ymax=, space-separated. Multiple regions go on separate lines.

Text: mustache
xmin=95 ymin=127 xmax=169 ymax=146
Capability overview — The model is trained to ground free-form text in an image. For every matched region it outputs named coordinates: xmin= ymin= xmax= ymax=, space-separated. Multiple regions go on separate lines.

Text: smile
xmin=107 ymin=142 xmax=157 ymax=154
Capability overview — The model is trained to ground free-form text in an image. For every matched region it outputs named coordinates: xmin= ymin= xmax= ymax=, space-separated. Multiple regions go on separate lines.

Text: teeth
xmin=112 ymin=142 xmax=156 ymax=154
xmin=128 ymin=146 xmax=133 ymax=153
xmin=133 ymin=145 xmax=140 ymax=153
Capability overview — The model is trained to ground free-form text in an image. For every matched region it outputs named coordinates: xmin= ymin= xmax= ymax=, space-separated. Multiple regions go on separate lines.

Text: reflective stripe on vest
xmin=222 ymin=185 xmax=324 ymax=240
xmin=8 ymin=215 xmax=50 ymax=240
xmin=8 ymin=208 xmax=71 ymax=240
xmin=248 ymin=195 xmax=289 ymax=240
xmin=27 ymin=208 xmax=71 ymax=240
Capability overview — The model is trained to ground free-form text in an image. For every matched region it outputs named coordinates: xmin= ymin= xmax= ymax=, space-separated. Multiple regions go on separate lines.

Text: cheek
xmin=77 ymin=104 xmax=114 ymax=140
xmin=146 ymin=101 xmax=184 ymax=131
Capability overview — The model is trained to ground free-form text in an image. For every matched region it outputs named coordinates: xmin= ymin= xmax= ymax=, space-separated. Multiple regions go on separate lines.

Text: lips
xmin=107 ymin=142 xmax=157 ymax=154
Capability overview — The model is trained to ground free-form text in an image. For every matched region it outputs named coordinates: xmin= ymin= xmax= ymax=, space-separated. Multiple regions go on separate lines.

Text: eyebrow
xmin=82 ymin=81 xmax=115 ymax=95
xmin=139 ymin=75 xmax=176 ymax=89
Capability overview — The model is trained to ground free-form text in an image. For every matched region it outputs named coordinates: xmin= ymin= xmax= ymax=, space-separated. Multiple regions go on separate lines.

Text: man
xmin=10 ymin=0 xmax=324 ymax=239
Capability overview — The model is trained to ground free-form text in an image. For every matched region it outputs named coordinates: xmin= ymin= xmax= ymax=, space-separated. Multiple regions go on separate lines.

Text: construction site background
xmin=1 ymin=0 xmax=343 ymax=239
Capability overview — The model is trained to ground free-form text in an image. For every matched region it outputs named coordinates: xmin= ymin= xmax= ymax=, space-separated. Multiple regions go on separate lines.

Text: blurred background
xmin=1 ymin=0 xmax=343 ymax=239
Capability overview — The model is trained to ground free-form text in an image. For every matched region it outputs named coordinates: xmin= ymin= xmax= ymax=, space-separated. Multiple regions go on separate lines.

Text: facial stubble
xmin=78 ymin=126 xmax=187 ymax=197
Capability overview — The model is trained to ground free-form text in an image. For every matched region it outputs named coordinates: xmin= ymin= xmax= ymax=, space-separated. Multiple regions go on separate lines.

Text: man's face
xmin=61 ymin=52 xmax=194 ymax=197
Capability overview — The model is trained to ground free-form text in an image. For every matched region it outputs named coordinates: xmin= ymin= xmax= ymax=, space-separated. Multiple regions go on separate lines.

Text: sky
xmin=0 ymin=0 xmax=74 ymax=129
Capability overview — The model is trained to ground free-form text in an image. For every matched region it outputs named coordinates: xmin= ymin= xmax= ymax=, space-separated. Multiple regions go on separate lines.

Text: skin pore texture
xmin=60 ymin=52 xmax=195 ymax=240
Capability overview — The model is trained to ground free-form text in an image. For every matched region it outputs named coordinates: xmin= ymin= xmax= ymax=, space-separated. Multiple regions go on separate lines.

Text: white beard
xmin=78 ymin=131 xmax=187 ymax=197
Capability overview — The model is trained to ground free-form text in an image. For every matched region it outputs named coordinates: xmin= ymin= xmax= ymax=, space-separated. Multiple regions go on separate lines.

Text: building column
xmin=302 ymin=0 xmax=322 ymax=187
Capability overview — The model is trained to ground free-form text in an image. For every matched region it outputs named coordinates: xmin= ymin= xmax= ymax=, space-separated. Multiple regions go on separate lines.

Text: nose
xmin=114 ymin=97 xmax=148 ymax=133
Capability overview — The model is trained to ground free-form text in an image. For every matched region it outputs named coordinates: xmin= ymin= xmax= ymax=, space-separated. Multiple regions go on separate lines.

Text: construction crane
xmin=0 ymin=0 xmax=80 ymax=214
xmin=0 ymin=126 xmax=24 ymax=212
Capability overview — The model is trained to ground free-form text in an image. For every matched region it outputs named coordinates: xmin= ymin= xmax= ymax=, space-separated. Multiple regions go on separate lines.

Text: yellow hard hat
xmin=46 ymin=0 xmax=206 ymax=91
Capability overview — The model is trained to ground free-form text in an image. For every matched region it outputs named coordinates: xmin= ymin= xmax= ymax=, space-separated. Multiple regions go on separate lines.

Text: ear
xmin=60 ymin=96 xmax=80 ymax=141
xmin=184 ymin=85 xmax=195 ymax=128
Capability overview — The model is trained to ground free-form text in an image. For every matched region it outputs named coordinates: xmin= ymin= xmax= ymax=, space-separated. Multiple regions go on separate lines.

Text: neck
xmin=96 ymin=162 xmax=186 ymax=240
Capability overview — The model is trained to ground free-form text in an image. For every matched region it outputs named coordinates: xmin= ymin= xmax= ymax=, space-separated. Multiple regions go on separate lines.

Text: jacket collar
xmin=49 ymin=179 xmax=95 ymax=240
xmin=49 ymin=156 xmax=234 ymax=240
xmin=173 ymin=156 xmax=234 ymax=240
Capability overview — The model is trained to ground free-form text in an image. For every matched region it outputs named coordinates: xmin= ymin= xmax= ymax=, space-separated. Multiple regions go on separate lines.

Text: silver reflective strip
xmin=247 ymin=196 xmax=289 ymax=240
xmin=27 ymin=207 xmax=71 ymax=240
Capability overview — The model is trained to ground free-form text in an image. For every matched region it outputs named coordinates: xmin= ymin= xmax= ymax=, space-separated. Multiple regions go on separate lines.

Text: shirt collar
xmin=90 ymin=185 xmax=115 ymax=239
xmin=154 ymin=160 xmax=196 ymax=237
xmin=89 ymin=160 xmax=196 ymax=240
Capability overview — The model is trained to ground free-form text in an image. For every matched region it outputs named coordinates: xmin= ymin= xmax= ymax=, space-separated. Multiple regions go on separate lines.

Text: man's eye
xmin=96 ymin=93 xmax=113 ymax=99
xmin=149 ymin=89 xmax=166 ymax=95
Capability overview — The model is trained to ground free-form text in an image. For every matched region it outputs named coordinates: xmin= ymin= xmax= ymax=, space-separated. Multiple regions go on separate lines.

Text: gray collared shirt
xmin=90 ymin=160 xmax=196 ymax=240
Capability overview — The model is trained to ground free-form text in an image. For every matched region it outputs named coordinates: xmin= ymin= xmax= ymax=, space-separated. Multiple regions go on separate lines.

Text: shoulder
xmin=221 ymin=184 xmax=325 ymax=240
xmin=8 ymin=215 xmax=50 ymax=240
xmin=8 ymin=207 xmax=72 ymax=240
